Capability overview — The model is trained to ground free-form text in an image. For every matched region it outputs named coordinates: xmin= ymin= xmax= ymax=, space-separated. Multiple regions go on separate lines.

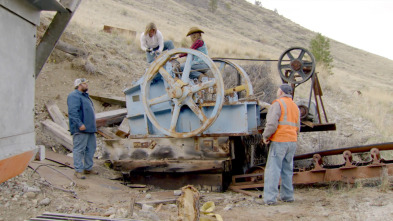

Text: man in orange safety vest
xmin=262 ymin=84 xmax=300 ymax=205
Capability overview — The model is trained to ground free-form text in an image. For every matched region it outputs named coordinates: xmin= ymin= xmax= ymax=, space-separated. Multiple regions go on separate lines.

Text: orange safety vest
xmin=270 ymin=97 xmax=300 ymax=142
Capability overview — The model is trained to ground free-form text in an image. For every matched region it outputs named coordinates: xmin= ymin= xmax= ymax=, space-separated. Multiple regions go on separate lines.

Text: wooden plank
xmin=55 ymin=40 xmax=87 ymax=57
xmin=41 ymin=119 xmax=73 ymax=151
xmin=90 ymin=94 xmax=126 ymax=107
xmin=35 ymin=0 xmax=82 ymax=78
xmin=95 ymin=108 xmax=127 ymax=127
xmin=45 ymin=150 xmax=74 ymax=168
xmin=115 ymin=118 xmax=130 ymax=138
xmin=97 ymin=127 xmax=118 ymax=139
xmin=46 ymin=100 xmax=69 ymax=130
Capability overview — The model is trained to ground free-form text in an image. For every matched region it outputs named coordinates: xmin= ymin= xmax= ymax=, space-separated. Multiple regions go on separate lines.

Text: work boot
xmin=83 ymin=169 xmax=99 ymax=175
xmin=263 ymin=201 xmax=277 ymax=206
xmin=74 ymin=172 xmax=86 ymax=179
xmin=280 ymin=198 xmax=294 ymax=203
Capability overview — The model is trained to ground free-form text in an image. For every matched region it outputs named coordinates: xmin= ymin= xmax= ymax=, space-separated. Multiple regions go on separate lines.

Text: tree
xmin=310 ymin=33 xmax=334 ymax=72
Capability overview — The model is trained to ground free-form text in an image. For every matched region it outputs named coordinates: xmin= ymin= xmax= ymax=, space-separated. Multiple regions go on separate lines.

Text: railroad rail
xmin=230 ymin=142 xmax=393 ymax=191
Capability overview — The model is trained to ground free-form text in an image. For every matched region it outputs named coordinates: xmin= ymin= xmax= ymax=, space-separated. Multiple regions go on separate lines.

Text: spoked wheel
xmin=212 ymin=58 xmax=254 ymax=98
xmin=278 ymin=47 xmax=316 ymax=84
xmin=141 ymin=48 xmax=224 ymax=138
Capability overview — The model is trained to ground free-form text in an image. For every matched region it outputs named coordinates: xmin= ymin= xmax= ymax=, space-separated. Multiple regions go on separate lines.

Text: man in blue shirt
xmin=67 ymin=78 xmax=98 ymax=179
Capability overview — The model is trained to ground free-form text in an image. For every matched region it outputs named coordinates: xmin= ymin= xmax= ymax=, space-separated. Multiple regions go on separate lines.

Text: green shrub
xmin=310 ymin=33 xmax=334 ymax=73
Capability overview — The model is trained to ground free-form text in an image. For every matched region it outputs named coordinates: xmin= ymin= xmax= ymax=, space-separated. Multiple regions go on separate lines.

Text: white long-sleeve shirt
xmin=140 ymin=30 xmax=164 ymax=53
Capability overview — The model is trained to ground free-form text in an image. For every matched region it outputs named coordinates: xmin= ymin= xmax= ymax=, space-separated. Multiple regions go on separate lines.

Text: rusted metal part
xmin=293 ymin=163 xmax=393 ymax=185
xmin=230 ymin=144 xmax=393 ymax=189
xmin=0 ymin=149 xmax=37 ymax=183
xmin=371 ymin=148 xmax=382 ymax=165
xmin=295 ymin=142 xmax=393 ymax=160
xmin=232 ymin=173 xmax=264 ymax=186
xmin=291 ymin=59 xmax=302 ymax=71
xmin=313 ymin=154 xmax=324 ymax=171
xmin=342 ymin=150 xmax=356 ymax=168
xmin=112 ymin=159 xmax=228 ymax=173
xmin=230 ymin=163 xmax=393 ymax=189
xmin=278 ymin=47 xmax=316 ymax=84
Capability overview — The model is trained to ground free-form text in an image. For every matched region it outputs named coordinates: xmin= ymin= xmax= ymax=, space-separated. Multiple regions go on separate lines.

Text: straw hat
xmin=186 ymin=27 xmax=204 ymax=36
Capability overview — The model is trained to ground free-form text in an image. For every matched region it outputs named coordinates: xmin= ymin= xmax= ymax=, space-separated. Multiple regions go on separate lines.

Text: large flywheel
xmin=213 ymin=58 xmax=254 ymax=98
xmin=141 ymin=48 xmax=225 ymax=138
xmin=278 ymin=47 xmax=316 ymax=84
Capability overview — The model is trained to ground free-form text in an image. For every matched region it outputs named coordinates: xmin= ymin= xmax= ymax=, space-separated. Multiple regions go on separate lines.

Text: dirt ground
xmin=1 ymin=158 xmax=393 ymax=221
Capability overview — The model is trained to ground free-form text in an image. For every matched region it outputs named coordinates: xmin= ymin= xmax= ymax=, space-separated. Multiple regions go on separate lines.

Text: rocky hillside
xmin=35 ymin=0 xmax=392 ymax=158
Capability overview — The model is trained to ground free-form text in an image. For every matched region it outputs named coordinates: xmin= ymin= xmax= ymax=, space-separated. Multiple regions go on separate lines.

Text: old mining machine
xmin=104 ymin=47 xmax=393 ymax=192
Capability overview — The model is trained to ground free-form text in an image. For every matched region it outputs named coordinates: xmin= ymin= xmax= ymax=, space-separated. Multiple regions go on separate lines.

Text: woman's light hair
xmin=145 ymin=22 xmax=157 ymax=35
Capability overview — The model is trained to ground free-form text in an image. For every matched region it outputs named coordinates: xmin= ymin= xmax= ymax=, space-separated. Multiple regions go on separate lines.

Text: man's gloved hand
xmin=146 ymin=48 xmax=153 ymax=53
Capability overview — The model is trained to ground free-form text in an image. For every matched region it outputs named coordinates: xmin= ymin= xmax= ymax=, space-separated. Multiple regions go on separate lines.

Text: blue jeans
xmin=72 ymin=133 xmax=97 ymax=172
xmin=180 ymin=62 xmax=209 ymax=79
xmin=146 ymin=40 xmax=175 ymax=63
xmin=263 ymin=141 xmax=297 ymax=203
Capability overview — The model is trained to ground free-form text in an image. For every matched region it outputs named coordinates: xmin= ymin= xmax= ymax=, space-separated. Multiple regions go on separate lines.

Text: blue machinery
xmin=124 ymin=48 xmax=259 ymax=138
xmin=108 ymin=47 xmax=333 ymax=190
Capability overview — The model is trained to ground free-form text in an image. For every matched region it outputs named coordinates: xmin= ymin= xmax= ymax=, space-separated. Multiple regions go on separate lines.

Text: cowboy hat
xmin=186 ymin=27 xmax=204 ymax=36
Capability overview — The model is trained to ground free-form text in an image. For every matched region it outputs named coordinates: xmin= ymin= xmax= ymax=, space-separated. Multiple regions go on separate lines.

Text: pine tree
xmin=310 ymin=33 xmax=333 ymax=73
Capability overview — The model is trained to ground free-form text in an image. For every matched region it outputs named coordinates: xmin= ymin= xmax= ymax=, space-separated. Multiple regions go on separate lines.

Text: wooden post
xmin=116 ymin=118 xmax=130 ymax=138
xmin=46 ymin=100 xmax=69 ymax=130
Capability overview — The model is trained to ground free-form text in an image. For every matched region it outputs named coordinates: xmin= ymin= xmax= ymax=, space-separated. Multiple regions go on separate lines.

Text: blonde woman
xmin=140 ymin=22 xmax=174 ymax=63
xmin=178 ymin=27 xmax=209 ymax=79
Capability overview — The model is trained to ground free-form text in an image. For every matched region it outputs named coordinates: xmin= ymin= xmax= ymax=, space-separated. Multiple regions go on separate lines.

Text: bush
xmin=310 ymin=33 xmax=333 ymax=73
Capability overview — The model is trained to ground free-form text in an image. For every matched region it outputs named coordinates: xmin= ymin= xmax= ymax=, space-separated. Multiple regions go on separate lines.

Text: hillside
xmin=35 ymin=0 xmax=392 ymax=155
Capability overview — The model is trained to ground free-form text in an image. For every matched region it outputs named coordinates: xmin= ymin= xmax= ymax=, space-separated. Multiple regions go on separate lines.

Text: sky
xmin=245 ymin=0 xmax=393 ymax=60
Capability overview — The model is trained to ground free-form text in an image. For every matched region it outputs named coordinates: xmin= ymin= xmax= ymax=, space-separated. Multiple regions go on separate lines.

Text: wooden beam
xmin=41 ymin=119 xmax=73 ymax=151
xmin=55 ymin=40 xmax=87 ymax=57
xmin=46 ymin=100 xmax=69 ymax=130
xmin=35 ymin=0 xmax=82 ymax=78
xmin=115 ymin=118 xmax=130 ymax=138
xmin=90 ymin=94 xmax=126 ymax=107
xmin=97 ymin=127 xmax=118 ymax=139
xmin=95 ymin=108 xmax=127 ymax=127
